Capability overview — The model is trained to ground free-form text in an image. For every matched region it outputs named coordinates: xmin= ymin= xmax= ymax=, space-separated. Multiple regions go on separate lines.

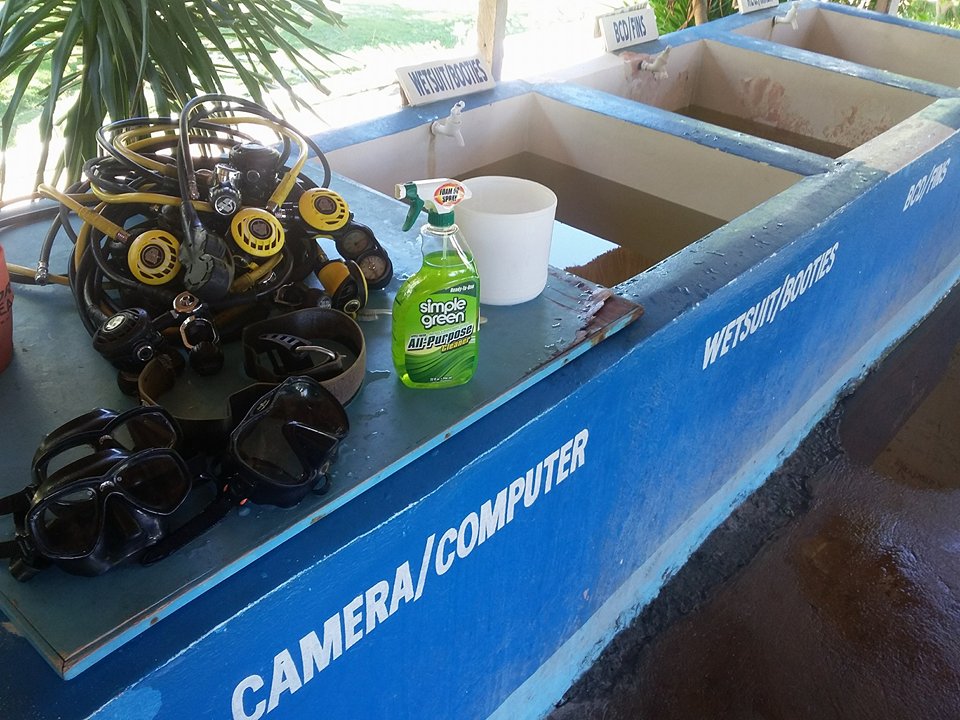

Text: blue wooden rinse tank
xmin=1 ymin=2 xmax=960 ymax=717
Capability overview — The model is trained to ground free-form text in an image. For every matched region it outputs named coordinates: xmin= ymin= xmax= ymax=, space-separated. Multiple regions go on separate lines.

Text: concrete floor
xmin=550 ymin=287 xmax=960 ymax=720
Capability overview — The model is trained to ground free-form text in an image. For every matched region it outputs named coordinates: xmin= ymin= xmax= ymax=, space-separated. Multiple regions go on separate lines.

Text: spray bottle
xmin=392 ymin=179 xmax=480 ymax=389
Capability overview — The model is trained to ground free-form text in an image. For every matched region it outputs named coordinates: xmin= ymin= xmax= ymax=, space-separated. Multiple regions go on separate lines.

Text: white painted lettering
xmin=365 ymin=581 xmax=390 ymax=634
xmin=232 ymin=675 xmax=266 ymax=720
xmin=299 ymin=615 xmax=343 ymax=683
xmin=542 ymin=450 xmax=560 ymax=493
xmin=720 ymin=320 xmax=735 ymax=356
xmin=780 ymin=274 xmax=796 ymax=308
xmin=414 ymin=533 xmax=435 ymax=600
xmin=523 ymin=464 xmax=542 ymax=507
xmin=435 ymin=528 xmax=457 ymax=575
xmin=556 ymin=439 xmax=574 ymax=483
xmin=765 ymin=286 xmax=782 ymax=323
xmin=343 ymin=595 xmax=364 ymax=650
xmin=389 ymin=562 xmax=415 ymax=614
xmin=571 ymin=429 xmax=589 ymax=472
xmin=702 ymin=242 xmax=841 ymax=369
xmin=267 ymin=650 xmax=302 ymax=712
xmin=904 ymin=157 xmax=950 ymax=211
xmin=457 ymin=512 xmax=479 ymax=559
xmin=729 ymin=312 xmax=748 ymax=349
xmin=478 ymin=489 xmax=507 ymax=544
xmin=506 ymin=477 xmax=525 ymax=522
xmin=231 ymin=428 xmax=591 ymax=718
xmin=703 ymin=328 xmax=724 ymax=369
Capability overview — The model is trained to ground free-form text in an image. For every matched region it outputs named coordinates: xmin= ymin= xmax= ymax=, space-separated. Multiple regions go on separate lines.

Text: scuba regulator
xmin=29 ymin=93 xmax=394 ymax=390
xmin=290 ymin=187 xmax=394 ymax=291
xmin=93 ymin=291 xmax=222 ymax=394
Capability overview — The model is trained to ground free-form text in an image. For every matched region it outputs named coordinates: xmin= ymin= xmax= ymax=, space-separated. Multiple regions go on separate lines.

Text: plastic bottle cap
xmin=429 ymin=210 xmax=455 ymax=227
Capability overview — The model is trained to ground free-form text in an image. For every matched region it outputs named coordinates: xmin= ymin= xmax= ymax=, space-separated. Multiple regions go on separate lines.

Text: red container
xmin=0 ymin=245 xmax=12 ymax=372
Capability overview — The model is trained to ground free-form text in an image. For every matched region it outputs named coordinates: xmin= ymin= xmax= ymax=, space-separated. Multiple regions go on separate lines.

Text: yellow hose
xmin=5 ymin=263 xmax=70 ymax=285
xmin=109 ymin=116 xmax=308 ymax=210
xmin=74 ymin=220 xmax=91 ymax=270
xmin=230 ymin=253 xmax=282 ymax=293
xmin=89 ymin=183 xmax=213 ymax=213
xmin=38 ymin=185 xmax=129 ymax=242
xmin=112 ymin=125 xmax=179 ymax=174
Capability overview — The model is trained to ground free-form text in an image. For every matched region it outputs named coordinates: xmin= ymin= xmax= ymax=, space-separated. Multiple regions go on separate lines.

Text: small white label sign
xmin=396 ymin=55 xmax=494 ymax=107
xmin=738 ymin=0 xmax=779 ymax=14
xmin=597 ymin=6 xmax=659 ymax=52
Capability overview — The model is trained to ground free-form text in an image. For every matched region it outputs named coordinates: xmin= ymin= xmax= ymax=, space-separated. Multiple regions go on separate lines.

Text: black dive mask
xmin=138 ymin=376 xmax=351 ymax=566
xmin=32 ymin=405 xmax=180 ymax=480
xmin=226 ymin=376 xmax=350 ymax=508
xmin=1 ymin=407 xmax=191 ymax=580
xmin=1 ymin=380 xmax=350 ymax=576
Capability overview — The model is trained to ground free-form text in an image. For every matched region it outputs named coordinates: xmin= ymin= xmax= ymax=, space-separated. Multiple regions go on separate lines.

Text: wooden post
xmin=692 ymin=0 xmax=709 ymax=25
xmin=477 ymin=0 xmax=508 ymax=81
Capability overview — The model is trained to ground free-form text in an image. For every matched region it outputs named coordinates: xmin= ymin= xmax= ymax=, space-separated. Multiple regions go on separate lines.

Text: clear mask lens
xmin=111 ymin=412 xmax=178 ymax=453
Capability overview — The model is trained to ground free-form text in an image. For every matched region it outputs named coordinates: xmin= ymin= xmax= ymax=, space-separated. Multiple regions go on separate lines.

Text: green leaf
xmin=163 ymin=2 xmax=221 ymax=92
xmin=1 ymin=52 xmax=46 ymax=147
xmin=143 ymin=60 xmax=172 ymax=117
xmin=0 ymin=51 xmax=46 ymax=196
xmin=192 ymin=2 xmax=257 ymax=87
xmin=34 ymin=5 xmax=82 ymax=190
xmin=0 ymin=0 xmax=63 ymax=57
xmin=0 ymin=0 xmax=342 ymax=193
xmin=148 ymin=12 xmax=201 ymax=99
xmin=133 ymin=0 xmax=150 ymax=97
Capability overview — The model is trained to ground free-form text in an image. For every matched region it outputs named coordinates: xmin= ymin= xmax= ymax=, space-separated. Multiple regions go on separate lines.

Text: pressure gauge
xmin=337 ymin=226 xmax=374 ymax=256
xmin=333 ymin=221 xmax=393 ymax=290
xmin=355 ymin=251 xmax=392 ymax=289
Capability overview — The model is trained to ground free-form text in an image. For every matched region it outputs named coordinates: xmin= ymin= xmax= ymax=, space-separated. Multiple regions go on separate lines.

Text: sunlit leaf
xmin=0 ymin=0 xmax=340 ymax=196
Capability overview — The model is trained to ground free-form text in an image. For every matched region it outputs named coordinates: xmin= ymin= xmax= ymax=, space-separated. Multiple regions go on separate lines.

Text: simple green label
xmin=404 ymin=283 xmax=478 ymax=384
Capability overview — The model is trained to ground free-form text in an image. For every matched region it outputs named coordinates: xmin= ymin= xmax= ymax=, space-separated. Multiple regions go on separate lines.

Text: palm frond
xmin=0 ymin=0 xmax=342 ymax=197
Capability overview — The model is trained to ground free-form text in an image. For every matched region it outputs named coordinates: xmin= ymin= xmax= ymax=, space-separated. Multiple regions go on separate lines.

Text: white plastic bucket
xmin=456 ymin=176 xmax=558 ymax=306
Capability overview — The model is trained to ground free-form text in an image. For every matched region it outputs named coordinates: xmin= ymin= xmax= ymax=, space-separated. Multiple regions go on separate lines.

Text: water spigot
xmin=773 ymin=5 xmax=799 ymax=31
xmin=639 ymin=46 xmax=671 ymax=81
xmin=430 ymin=101 xmax=465 ymax=147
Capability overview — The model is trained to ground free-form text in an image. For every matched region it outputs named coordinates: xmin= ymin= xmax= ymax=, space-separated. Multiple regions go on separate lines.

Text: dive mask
xmin=138 ymin=376 xmax=351 ymax=565
xmin=226 ymin=375 xmax=350 ymax=508
xmin=1 ymin=407 xmax=192 ymax=580
xmin=1 ymin=381 xmax=350 ymax=577
xmin=32 ymin=405 xmax=180 ymax=481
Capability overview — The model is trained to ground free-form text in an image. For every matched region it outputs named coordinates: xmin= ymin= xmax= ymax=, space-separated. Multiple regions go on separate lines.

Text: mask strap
xmin=0 ymin=490 xmax=28 ymax=563
xmin=0 ymin=490 xmax=28 ymax=518
xmin=0 ymin=540 xmax=22 ymax=562
xmin=0 ymin=539 xmax=38 ymax=583
xmin=139 ymin=490 xmax=237 ymax=566
xmin=241 ymin=307 xmax=365 ymax=405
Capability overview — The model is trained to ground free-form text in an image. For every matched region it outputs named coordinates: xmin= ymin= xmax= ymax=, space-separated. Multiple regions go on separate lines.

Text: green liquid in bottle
xmin=392 ymin=226 xmax=480 ymax=389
